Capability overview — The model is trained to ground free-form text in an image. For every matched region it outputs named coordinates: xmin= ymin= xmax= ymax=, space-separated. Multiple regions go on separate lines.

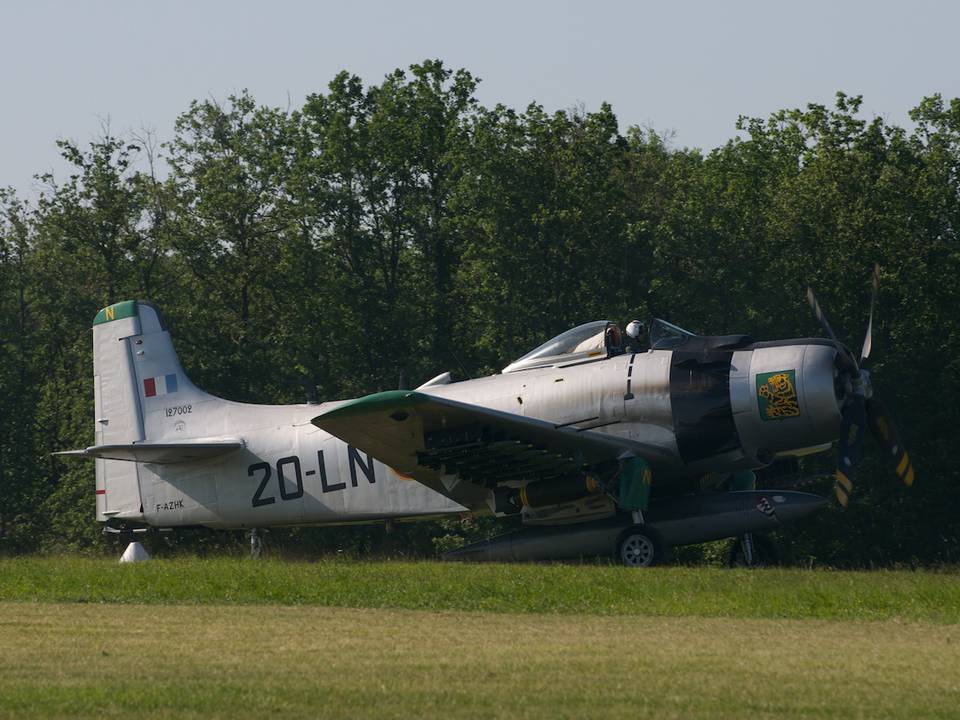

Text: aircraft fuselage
xmin=131 ymin=339 xmax=840 ymax=529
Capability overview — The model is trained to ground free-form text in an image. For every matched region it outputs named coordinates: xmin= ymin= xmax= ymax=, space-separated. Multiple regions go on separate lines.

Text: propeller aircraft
xmin=58 ymin=271 xmax=913 ymax=566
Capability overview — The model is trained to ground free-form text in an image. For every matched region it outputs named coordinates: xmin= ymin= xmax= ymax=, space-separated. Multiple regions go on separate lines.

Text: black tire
xmin=727 ymin=534 xmax=779 ymax=568
xmin=616 ymin=526 xmax=664 ymax=568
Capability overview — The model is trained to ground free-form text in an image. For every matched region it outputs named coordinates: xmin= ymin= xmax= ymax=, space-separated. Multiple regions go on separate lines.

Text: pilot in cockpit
xmin=604 ymin=323 xmax=624 ymax=356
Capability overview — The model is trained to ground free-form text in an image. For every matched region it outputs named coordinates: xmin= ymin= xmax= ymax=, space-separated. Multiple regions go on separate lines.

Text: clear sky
xmin=2 ymin=0 xmax=957 ymax=198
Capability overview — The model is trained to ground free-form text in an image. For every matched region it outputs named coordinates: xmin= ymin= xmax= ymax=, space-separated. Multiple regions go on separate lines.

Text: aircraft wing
xmin=311 ymin=390 xmax=675 ymax=510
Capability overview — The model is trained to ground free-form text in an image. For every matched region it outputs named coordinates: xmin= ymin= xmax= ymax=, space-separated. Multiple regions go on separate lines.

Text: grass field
xmin=0 ymin=559 xmax=958 ymax=718
xmin=3 ymin=558 xmax=960 ymax=621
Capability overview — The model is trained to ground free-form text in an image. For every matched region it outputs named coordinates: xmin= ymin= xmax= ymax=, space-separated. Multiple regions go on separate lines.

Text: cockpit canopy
xmin=502 ymin=318 xmax=697 ymax=373
xmin=502 ymin=320 xmax=609 ymax=374
xmin=647 ymin=318 xmax=698 ymax=349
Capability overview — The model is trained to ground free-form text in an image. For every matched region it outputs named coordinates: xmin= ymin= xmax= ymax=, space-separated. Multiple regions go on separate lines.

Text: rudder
xmin=92 ymin=301 xmax=145 ymax=522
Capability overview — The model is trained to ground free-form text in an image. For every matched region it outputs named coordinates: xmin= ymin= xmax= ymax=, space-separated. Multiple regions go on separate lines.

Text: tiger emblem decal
xmin=756 ymin=370 xmax=801 ymax=421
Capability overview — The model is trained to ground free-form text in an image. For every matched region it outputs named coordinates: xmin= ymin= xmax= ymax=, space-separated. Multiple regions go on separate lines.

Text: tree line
xmin=1 ymin=60 xmax=958 ymax=564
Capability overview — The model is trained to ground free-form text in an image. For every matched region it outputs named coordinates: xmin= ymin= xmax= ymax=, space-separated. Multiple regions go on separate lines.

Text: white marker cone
xmin=119 ymin=541 xmax=151 ymax=563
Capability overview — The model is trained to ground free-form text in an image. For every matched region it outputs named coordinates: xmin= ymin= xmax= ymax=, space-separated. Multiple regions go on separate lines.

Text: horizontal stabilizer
xmin=54 ymin=438 xmax=244 ymax=464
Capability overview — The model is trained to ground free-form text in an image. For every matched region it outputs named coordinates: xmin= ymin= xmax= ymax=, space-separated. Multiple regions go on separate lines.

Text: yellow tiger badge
xmin=756 ymin=370 xmax=801 ymax=421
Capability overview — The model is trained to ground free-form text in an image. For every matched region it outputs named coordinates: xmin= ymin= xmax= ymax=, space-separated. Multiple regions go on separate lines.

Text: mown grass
xmin=1 ymin=603 xmax=958 ymax=720
xmin=1 ymin=557 xmax=958 ymax=622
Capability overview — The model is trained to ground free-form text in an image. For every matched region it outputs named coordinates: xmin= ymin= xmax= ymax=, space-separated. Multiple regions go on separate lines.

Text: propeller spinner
xmin=806 ymin=266 xmax=915 ymax=507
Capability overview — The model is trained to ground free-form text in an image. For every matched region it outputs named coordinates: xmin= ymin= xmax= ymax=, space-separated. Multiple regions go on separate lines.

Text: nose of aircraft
xmin=730 ymin=341 xmax=843 ymax=463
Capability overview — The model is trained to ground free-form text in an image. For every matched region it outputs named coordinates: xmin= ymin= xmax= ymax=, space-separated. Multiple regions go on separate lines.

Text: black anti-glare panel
xmin=670 ymin=350 xmax=742 ymax=463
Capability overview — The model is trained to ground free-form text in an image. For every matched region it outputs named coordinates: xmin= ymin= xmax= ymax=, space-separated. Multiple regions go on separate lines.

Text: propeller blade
xmin=806 ymin=285 xmax=856 ymax=370
xmin=866 ymin=397 xmax=914 ymax=487
xmin=806 ymin=286 xmax=840 ymax=346
xmin=834 ymin=394 xmax=867 ymax=507
xmin=859 ymin=264 xmax=880 ymax=367
xmin=834 ymin=468 xmax=854 ymax=508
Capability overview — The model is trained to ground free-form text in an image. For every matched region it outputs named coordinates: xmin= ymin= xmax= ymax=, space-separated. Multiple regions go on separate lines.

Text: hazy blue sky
xmin=3 ymin=0 xmax=957 ymax=197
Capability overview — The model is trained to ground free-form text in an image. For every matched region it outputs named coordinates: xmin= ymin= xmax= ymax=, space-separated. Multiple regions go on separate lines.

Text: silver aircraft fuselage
xmin=131 ymin=340 xmax=841 ymax=530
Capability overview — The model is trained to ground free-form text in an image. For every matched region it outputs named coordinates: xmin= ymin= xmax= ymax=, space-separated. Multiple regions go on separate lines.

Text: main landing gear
xmin=248 ymin=528 xmax=266 ymax=559
xmin=616 ymin=525 xmax=665 ymax=568
xmin=615 ymin=456 xmax=662 ymax=567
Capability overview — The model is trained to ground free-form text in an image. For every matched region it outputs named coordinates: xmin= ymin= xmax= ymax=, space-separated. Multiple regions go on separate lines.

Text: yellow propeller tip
xmin=904 ymin=467 xmax=915 ymax=487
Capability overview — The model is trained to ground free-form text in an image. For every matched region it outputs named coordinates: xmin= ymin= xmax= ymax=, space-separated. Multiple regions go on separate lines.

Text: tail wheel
xmin=616 ymin=526 xmax=664 ymax=568
xmin=727 ymin=534 xmax=779 ymax=568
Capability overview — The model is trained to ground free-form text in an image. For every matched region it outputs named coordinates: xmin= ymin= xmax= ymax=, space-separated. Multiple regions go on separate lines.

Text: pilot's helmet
xmin=625 ymin=320 xmax=646 ymax=340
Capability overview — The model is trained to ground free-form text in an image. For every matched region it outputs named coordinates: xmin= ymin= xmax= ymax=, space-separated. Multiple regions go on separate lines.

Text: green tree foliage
xmin=455 ymin=102 xmax=640 ymax=370
xmin=0 ymin=67 xmax=956 ymax=564
xmin=0 ymin=189 xmax=37 ymax=548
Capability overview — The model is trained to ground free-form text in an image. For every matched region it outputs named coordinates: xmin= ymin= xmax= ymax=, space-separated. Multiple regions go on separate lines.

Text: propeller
xmin=806 ymin=266 xmax=914 ymax=507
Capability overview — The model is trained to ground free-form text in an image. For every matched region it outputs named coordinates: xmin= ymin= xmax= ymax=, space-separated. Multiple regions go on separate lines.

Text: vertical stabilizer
xmin=128 ymin=302 xmax=222 ymax=441
xmin=90 ymin=300 xmax=231 ymax=525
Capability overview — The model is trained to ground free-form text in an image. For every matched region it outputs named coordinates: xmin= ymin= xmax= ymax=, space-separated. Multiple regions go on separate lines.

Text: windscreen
xmin=649 ymin=318 xmax=697 ymax=349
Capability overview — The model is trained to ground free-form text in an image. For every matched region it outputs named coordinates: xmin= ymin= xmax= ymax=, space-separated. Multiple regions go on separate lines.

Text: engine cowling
xmin=730 ymin=341 xmax=842 ymax=462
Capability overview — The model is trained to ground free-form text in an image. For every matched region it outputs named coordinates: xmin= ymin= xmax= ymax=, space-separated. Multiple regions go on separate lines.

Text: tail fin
xmin=91 ymin=300 xmax=221 ymax=522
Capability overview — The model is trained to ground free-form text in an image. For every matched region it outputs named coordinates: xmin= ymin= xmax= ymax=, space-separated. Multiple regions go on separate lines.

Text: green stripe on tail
xmin=93 ymin=300 xmax=138 ymax=326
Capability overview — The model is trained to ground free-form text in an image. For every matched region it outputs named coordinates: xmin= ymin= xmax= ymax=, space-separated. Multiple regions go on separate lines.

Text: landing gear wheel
xmin=727 ymin=534 xmax=779 ymax=568
xmin=616 ymin=526 xmax=664 ymax=568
